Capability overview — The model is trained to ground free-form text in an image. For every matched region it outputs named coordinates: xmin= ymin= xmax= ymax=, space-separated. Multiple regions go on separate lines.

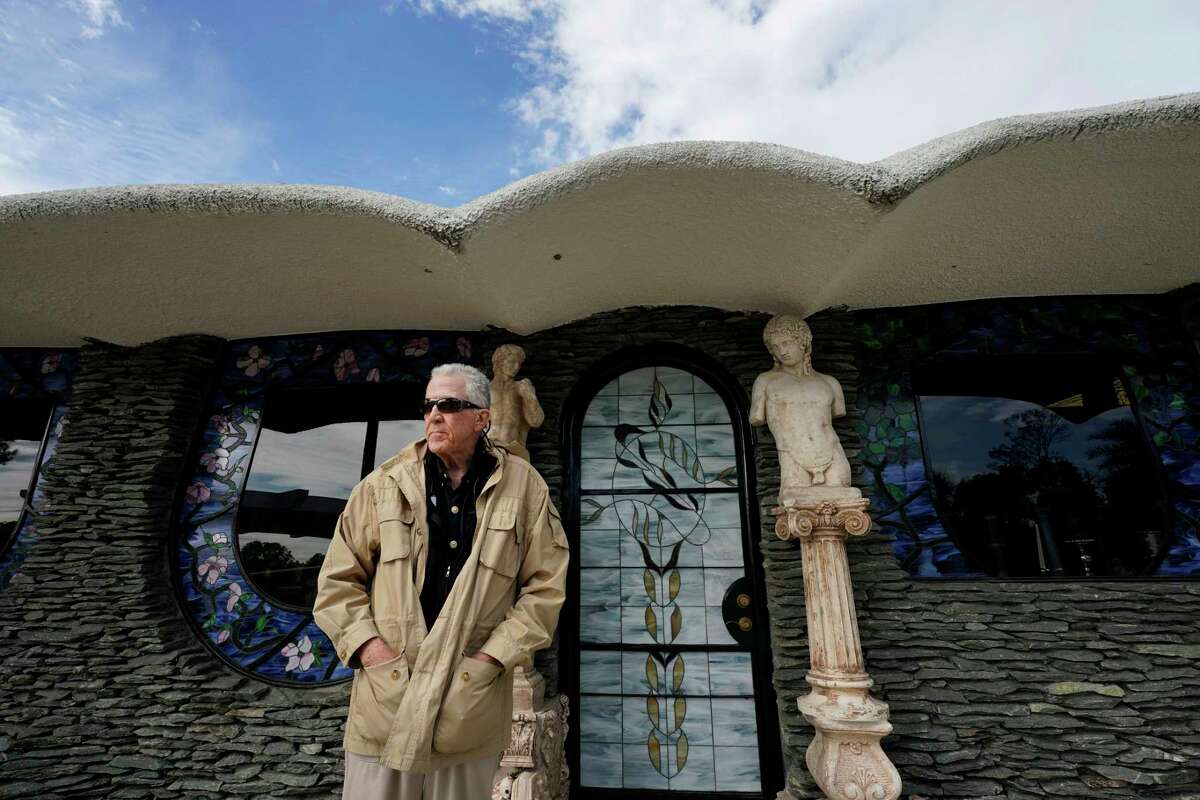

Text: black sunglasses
xmin=421 ymin=397 xmax=482 ymax=415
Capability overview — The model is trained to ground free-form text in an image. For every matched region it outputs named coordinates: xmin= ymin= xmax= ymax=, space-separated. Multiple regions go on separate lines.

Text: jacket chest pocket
xmin=375 ymin=502 xmax=414 ymax=614
xmin=478 ymin=504 xmax=519 ymax=579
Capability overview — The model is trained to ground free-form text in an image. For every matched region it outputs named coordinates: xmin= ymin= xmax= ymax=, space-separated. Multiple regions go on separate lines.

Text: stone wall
xmin=496 ymin=304 xmax=1200 ymax=799
xmin=0 ymin=336 xmax=350 ymax=799
xmin=2 ymin=305 xmax=1198 ymax=799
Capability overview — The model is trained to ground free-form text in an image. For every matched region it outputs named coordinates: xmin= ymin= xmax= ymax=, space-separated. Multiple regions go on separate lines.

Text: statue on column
xmin=751 ymin=314 xmax=901 ymax=800
xmin=488 ymin=344 xmax=545 ymax=461
xmin=750 ymin=314 xmax=856 ymax=505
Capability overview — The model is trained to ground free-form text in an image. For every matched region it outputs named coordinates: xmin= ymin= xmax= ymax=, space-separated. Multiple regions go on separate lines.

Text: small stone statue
xmin=750 ymin=314 xmax=856 ymax=506
xmin=488 ymin=344 xmax=545 ymax=461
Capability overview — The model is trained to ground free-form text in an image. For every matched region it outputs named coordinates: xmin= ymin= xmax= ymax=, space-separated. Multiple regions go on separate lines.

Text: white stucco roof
xmin=2 ymin=93 xmax=1199 ymax=347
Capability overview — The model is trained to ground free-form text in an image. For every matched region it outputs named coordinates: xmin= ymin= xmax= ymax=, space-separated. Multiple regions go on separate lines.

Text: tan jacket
xmin=313 ymin=439 xmax=569 ymax=773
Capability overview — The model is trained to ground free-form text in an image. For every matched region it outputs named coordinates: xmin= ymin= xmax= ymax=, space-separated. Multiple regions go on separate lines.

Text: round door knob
xmin=737 ymin=617 xmax=753 ymax=632
xmin=736 ymin=593 xmax=751 ymax=608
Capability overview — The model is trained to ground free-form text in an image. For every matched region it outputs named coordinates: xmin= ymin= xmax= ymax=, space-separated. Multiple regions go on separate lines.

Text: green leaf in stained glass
xmin=868 ymin=441 xmax=887 ymax=455
xmin=676 ymin=731 xmax=689 ymax=771
xmin=888 ymin=383 xmax=901 ymax=397
xmin=1153 ymin=431 xmax=1169 ymax=447
xmin=714 ymin=466 xmax=738 ymax=486
xmin=897 ymin=413 xmax=916 ymax=431
xmin=645 ymin=607 xmax=658 ymax=640
xmin=580 ymin=497 xmax=606 ymax=525
xmin=672 ymin=655 xmax=685 ymax=693
xmin=647 ymin=731 xmax=662 ymax=773
xmin=646 ymin=655 xmax=659 ymax=693
xmin=887 ymin=483 xmax=905 ymax=503
xmin=670 ymin=606 xmax=682 ymax=642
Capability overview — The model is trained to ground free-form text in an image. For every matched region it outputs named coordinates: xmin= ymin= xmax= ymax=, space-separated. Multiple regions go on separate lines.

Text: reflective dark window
xmin=0 ymin=400 xmax=52 ymax=557
xmin=917 ymin=357 xmax=1170 ymax=578
xmin=236 ymin=387 xmax=424 ymax=609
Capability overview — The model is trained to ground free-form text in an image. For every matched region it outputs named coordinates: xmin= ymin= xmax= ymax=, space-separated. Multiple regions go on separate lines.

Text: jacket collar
xmin=379 ymin=436 xmax=506 ymax=508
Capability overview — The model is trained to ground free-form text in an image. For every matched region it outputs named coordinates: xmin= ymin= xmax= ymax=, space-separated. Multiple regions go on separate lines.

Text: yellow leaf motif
xmin=646 ymin=695 xmax=661 ymax=730
xmin=670 ymin=605 xmax=682 ymax=642
xmin=645 ymin=655 xmax=659 ymax=693
xmin=643 ymin=569 xmax=656 ymax=601
xmin=672 ymin=655 xmax=685 ymax=693
xmin=645 ymin=606 xmax=658 ymax=641
xmin=673 ymin=696 xmax=687 ymax=732
xmin=676 ymin=731 xmax=689 ymax=771
xmin=647 ymin=731 xmax=662 ymax=773
xmin=668 ymin=569 xmax=680 ymax=601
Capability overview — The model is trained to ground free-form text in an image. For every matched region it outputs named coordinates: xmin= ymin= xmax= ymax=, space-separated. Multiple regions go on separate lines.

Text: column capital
xmin=772 ymin=492 xmax=871 ymax=541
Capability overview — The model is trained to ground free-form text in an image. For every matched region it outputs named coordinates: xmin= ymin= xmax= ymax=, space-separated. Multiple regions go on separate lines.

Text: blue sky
xmin=2 ymin=0 xmax=1198 ymax=203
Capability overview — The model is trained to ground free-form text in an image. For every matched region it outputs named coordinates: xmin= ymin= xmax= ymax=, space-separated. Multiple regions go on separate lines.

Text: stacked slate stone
xmin=0 ymin=336 xmax=349 ymax=799
xmin=2 ymin=306 xmax=1198 ymax=799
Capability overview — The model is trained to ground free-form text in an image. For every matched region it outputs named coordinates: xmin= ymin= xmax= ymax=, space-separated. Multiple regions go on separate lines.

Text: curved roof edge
xmin=1 ymin=92 xmax=1197 ymax=248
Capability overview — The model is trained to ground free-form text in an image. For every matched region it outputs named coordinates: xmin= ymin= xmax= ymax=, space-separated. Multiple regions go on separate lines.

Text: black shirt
xmin=420 ymin=439 xmax=497 ymax=631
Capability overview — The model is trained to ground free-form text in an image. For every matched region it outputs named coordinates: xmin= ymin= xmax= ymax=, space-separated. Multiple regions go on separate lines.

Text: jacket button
xmin=391 ymin=669 xmax=401 ymax=681
xmin=451 ymin=505 xmax=460 ymax=514
xmin=449 ymin=540 xmax=458 ymax=549
xmin=461 ymin=671 xmax=470 ymax=682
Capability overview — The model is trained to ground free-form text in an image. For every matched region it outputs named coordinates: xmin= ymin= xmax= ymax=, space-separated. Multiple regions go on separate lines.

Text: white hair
xmin=430 ymin=363 xmax=491 ymax=408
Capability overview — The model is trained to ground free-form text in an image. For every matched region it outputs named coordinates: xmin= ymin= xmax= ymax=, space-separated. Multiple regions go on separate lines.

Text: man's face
xmin=767 ymin=331 xmax=807 ymax=368
xmin=424 ymin=374 xmax=490 ymax=462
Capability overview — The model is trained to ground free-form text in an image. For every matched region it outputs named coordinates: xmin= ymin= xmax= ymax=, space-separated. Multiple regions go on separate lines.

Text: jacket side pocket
xmin=432 ymin=654 xmax=508 ymax=755
xmin=350 ymin=652 xmax=410 ymax=746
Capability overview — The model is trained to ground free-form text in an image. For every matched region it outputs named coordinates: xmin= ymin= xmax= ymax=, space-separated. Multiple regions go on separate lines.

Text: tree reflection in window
xmin=236 ymin=403 xmax=424 ymax=610
xmin=917 ymin=357 xmax=1170 ymax=578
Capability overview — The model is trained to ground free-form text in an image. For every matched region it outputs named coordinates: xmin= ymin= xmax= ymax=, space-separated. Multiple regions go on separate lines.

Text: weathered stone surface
xmin=2 ymin=307 xmax=1199 ymax=800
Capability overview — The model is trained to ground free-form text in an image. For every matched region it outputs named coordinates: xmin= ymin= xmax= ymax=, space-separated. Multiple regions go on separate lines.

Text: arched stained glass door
xmin=567 ymin=358 xmax=781 ymax=798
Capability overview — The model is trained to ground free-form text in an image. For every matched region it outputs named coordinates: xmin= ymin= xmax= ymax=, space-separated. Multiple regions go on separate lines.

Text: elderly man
xmin=314 ymin=363 xmax=569 ymax=799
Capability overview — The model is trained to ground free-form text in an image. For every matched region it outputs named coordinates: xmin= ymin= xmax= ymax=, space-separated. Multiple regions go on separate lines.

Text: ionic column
xmin=774 ymin=496 xmax=901 ymax=800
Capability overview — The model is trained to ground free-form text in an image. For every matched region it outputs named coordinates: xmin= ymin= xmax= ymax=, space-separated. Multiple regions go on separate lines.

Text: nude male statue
xmin=488 ymin=344 xmax=545 ymax=461
xmin=750 ymin=315 xmax=853 ymax=506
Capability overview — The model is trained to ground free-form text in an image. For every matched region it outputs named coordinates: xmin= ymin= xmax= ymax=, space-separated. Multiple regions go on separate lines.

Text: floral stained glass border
xmin=0 ymin=349 xmax=79 ymax=590
xmin=174 ymin=332 xmax=474 ymax=685
xmin=855 ymin=297 xmax=1200 ymax=578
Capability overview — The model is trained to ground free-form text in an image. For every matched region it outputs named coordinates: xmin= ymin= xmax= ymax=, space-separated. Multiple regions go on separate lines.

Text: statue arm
xmin=750 ymin=373 xmax=767 ymax=426
xmin=518 ymin=379 xmax=545 ymax=428
xmin=826 ymin=374 xmax=847 ymax=418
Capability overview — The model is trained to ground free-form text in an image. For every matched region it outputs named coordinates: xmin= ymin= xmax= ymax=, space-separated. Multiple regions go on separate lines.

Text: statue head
xmin=492 ymin=344 xmax=526 ymax=380
xmin=763 ymin=314 xmax=813 ymax=374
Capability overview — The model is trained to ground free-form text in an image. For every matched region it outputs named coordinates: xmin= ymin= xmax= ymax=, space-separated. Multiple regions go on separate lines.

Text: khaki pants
xmin=342 ymin=752 xmax=499 ymax=800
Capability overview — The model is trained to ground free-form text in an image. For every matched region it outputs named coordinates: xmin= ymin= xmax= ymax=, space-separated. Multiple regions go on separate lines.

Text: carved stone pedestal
xmin=491 ymin=667 xmax=569 ymax=800
xmin=774 ymin=493 xmax=901 ymax=800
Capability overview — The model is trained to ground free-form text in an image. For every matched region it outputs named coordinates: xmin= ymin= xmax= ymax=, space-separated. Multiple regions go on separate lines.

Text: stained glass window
xmin=916 ymin=357 xmax=1170 ymax=577
xmin=576 ymin=366 xmax=762 ymax=793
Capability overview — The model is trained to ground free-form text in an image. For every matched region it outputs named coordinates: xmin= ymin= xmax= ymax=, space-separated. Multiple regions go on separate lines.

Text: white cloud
xmin=417 ymin=0 xmax=1200 ymax=166
xmin=71 ymin=0 xmax=127 ymax=38
xmin=406 ymin=0 xmax=552 ymax=22
xmin=437 ymin=184 xmax=458 ymax=195
xmin=0 ymin=1 xmax=261 ymax=196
